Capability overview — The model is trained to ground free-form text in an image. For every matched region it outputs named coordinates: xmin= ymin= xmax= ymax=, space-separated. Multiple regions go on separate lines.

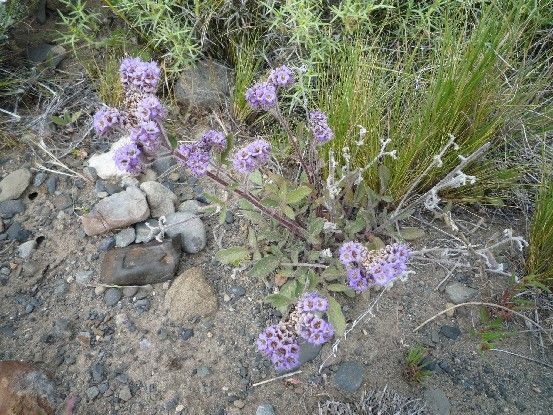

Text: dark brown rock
xmin=100 ymin=238 xmax=181 ymax=286
xmin=0 ymin=361 xmax=56 ymax=415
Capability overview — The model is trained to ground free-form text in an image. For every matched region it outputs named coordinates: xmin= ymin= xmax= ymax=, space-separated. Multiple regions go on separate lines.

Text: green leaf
xmin=280 ymin=279 xmax=299 ymax=299
xmin=321 ymin=266 xmax=344 ymax=281
xmin=265 ymin=294 xmax=292 ymax=313
xmin=399 ymin=227 xmax=426 ymax=240
xmin=327 ymin=283 xmax=355 ymax=297
xmin=287 ymin=185 xmax=312 ymax=204
xmin=308 ymin=216 xmax=326 ymax=236
xmin=366 ymin=236 xmax=385 ymax=251
xmin=327 ymin=296 xmax=346 ymax=337
xmin=219 ymin=133 xmax=233 ymax=164
xmin=379 ymin=164 xmax=391 ymax=191
xmin=215 ymin=246 xmax=250 ymax=266
xmin=283 ymin=205 xmax=296 ymax=220
xmin=249 ymin=170 xmax=263 ymax=186
xmin=249 ymin=255 xmax=281 ymax=278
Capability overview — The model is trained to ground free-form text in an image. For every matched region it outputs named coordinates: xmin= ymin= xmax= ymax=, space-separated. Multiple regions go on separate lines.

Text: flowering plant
xmin=92 ymin=58 xmax=416 ymax=372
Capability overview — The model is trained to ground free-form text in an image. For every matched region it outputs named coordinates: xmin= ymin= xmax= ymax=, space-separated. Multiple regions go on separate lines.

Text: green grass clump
xmin=318 ymin=4 xmax=551 ymax=205
xmin=526 ymin=179 xmax=553 ymax=290
xmin=404 ymin=345 xmax=432 ymax=383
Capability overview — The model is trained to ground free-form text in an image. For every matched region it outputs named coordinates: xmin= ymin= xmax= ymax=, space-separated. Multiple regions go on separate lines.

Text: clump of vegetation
xmin=526 ymin=179 xmax=553 ymax=290
xmin=404 ymin=345 xmax=433 ymax=383
xmin=474 ymin=307 xmax=514 ymax=351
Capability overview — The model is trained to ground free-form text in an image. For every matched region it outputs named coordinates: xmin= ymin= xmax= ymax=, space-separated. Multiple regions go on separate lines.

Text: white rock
xmin=17 ymin=240 xmax=37 ymax=259
xmin=88 ymin=137 xmax=131 ymax=180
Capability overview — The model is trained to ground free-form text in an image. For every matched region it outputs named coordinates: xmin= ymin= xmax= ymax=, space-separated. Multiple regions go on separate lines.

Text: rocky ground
xmin=1 ymin=142 xmax=553 ymax=415
xmin=1 ymin=3 xmax=553 ymax=414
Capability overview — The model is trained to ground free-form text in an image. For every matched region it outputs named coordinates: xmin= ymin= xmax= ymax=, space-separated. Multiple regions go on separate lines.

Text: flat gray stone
xmin=177 ymin=200 xmax=202 ymax=214
xmin=299 ymin=340 xmax=321 ymax=365
xmin=104 ymin=288 xmax=122 ymax=306
xmin=165 ymin=211 xmax=206 ymax=254
xmin=100 ymin=238 xmax=181 ymax=286
xmin=334 ymin=361 xmax=364 ymax=393
xmin=0 ymin=199 xmax=25 ymax=219
xmin=17 ymin=240 xmax=37 ymax=259
xmin=134 ymin=219 xmax=158 ymax=244
xmin=0 ymin=168 xmax=31 ymax=202
xmin=115 ymin=228 xmax=136 ymax=248
xmin=256 ymin=403 xmax=276 ymax=415
xmin=76 ymin=270 xmax=94 ymax=285
xmin=82 ymin=186 xmax=149 ymax=236
xmin=139 ymin=181 xmax=177 ymax=218
xmin=445 ymin=282 xmax=477 ymax=304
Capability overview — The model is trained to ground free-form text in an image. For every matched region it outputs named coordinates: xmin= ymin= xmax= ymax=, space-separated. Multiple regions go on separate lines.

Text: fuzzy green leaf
xmin=321 ymin=266 xmax=344 ymax=281
xmin=327 ymin=296 xmax=346 ymax=337
xmin=215 ymin=246 xmax=250 ymax=266
xmin=249 ymin=255 xmax=281 ymax=278
xmin=327 ymin=283 xmax=356 ymax=297
xmin=283 ymin=205 xmax=296 ymax=220
xmin=265 ymin=294 xmax=292 ymax=313
xmin=287 ymin=185 xmax=312 ymax=204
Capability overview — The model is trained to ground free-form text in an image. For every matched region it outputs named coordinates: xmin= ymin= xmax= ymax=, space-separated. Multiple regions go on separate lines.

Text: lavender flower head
xmin=120 ymin=57 xmax=160 ymax=94
xmin=200 ymin=130 xmax=227 ymax=150
xmin=93 ymin=107 xmax=120 ymax=136
xmin=113 ymin=142 xmax=142 ymax=175
xmin=130 ymin=121 xmax=162 ymax=153
xmin=308 ymin=110 xmax=334 ymax=144
xmin=232 ymin=139 xmax=271 ymax=174
xmin=136 ymin=95 xmax=166 ymax=122
xmin=339 ymin=241 xmax=368 ymax=268
xmin=245 ymin=81 xmax=277 ymax=111
xmin=268 ymin=65 xmax=295 ymax=88
xmin=176 ymin=143 xmax=210 ymax=176
xmin=347 ymin=267 xmax=370 ymax=293
xmin=364 ymin=243 xmax=411 ymax=286
xmin=296 ymin=292 xmax=328 ymax=314
xmin=297 ymin=313 xmax=334 ymax=345
xmin=256 ymin=325 xmax=300 ymax=372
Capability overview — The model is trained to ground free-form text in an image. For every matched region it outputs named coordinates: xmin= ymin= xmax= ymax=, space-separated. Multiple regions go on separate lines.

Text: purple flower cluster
xmin=256 ymin=324 xmax=300 ymax=372
xmin=93 ymin=107 xmax=120 ymax=136
xmin=232 ymin=139 xmax=272 ymax=174
xmin=130 ymin=121 xmax=162 ymax=153
xmin=268 ymin=65 xmax=295 ymax=89
xmin=297 ymin=312 xmax=334 ymax=345
xmin=176 ymin=130 xmax=227 ymax=176
xmin=245 ymin=81 xmax=277 ymax=111
xmin=339 ymin=241 xmax=368 ymax=268
xmin=120 ymin=57 xmax=160 ymax=94
xmin=308 ymin=110 xmax=334 ymax=144
xmin=136 ymin=95 xmax=166 ymax=122
xmin=113 ymin=142 xmax=142 ymax=175
xmin=257 ymin=292 xmax=334 ymax=371
xmin=339 ymin=242 xmax=411 ymax=292
xmin=296 ymin=292 xmax=328 ymax=314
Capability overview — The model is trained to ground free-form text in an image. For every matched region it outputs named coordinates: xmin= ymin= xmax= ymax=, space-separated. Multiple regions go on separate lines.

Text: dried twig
xmin=490 ymin=348 xmax=553 ymax=370
xmin=251 ymin=370 xmax=302 ymax=387
xmin=414 ymin=302 xmax=553 ymax=343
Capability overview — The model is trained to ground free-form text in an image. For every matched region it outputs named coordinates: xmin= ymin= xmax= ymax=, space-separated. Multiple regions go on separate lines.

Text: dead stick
xmin=413 ymin=302 xmax=553 ymax=343
xmin=490 ymin=348 xmax=553 ymax=370
xmin=252 ymin=370 xmax=302 ymax=387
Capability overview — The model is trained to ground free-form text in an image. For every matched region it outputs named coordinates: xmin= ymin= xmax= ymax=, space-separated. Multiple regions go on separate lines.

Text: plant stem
xmin=272 ymin=106 xmax=315 ymax=189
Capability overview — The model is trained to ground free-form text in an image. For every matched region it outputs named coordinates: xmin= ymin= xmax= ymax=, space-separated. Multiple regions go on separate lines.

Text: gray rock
xmin=0 ymin=168 xmax=32 ymax=202
xmin=37 ymin=0 xmax=47 ymax=24
xmin=90 ymin=363 xmax=105 ymax=384
xmin=0 ymin=199 xmax=25 ymax=219
xmin=33 ymin=172 xmax=47 ymax=187
xmin=0 ymin=218 xmax=4 ymax=233
xmin=139 ymin=181 xmax=178 ymax=218
xmin=180 ymin=328 xmax=194 ymax=341
xmin=115 ymin=228 xmax=136 ymax=248
xmin=26 ymin=43 xmax=67 ymax=68
xmin=45 ymin=175 xmax=58 ymax=194
xmin=123 ymin=286 xmax=139 ymax=297
xmin=196 ymin=366 xmax=210 ymax=378
xmin=440 ymin=325 xmax=461 ymax=340
xmin=256 ymin=403 xmax=276 ymax=415
xmin=177 ymin=200 xmax=202 ymax=214
xmin=423 ymin=388 xmax=450 ymax=415
xmin=445 ymin=282 xmax=477 ymax=304
xmin=86 ymin=386 xmax=100 ymax=400
xmin=174 ymin=60 xmax=231 ymax=109
xmin=229 ymin=286 xmax=246 ymax=297
xmin=334 ymin=362 xmax=364 ymax=392
xmin=134 ymin=219 xmax=158 ymax=244
xmin=83 ymin=167 xmax=97 ymax=182
xmin=76 ymin=270 xmax=94 ymax=285
xmin=7 ymin=222 xmax=31 ymax=242
xmin=299 ymin=340 xmax=322 ymax=365
xmin=152 ymin=157 xmax=176 ymax=176
xmin=225 ymin=211 xmax=235 ymax=224
xmin=82 ymin=186 xmax=150 ymax=236
xmin=96 ymin=180 xmax=123 ymax=196
xmin=165 ymin=267 xmax=217 ymax=322
xmin=118 ymin=384 xmax=132 ymax=401
xmin=18 ymin=240 xmax=37 ymax=259
xmin=54 ymin=280 xmax=68 ymax=295
xmin=104 ymin=288 xmax=122 ymax=306
xmin=100 ymin=238 xmax=181 ymax=286
xmin=165 ymin=211 xmax=206 ymax=254
xmin=98 ymin=236 xmax=115 ymax=252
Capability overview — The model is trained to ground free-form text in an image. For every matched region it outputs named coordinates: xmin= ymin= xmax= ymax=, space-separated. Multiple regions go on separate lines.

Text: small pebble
xmin=104 ymin=288 xmax=122 ymax=306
